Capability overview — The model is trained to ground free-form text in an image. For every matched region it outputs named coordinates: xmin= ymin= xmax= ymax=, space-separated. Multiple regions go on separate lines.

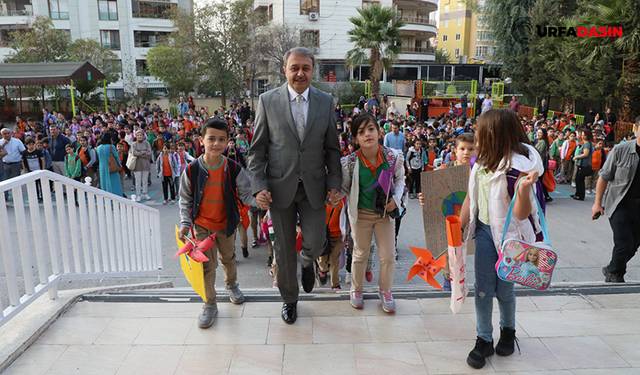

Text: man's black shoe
xmin=242 ymin=247 xmax=249 ymax=258
xmin=467 ymin=337 xmax=494 ymax=369
xmin=301 ymin=261 xmax=316 ymax=293
xmin=267 ymin=255 xmax=273 ymax=267
xmin=281 ymin=302 xmax=297 ymax=324
xmin=602 ymin=266 xmax=625 ymax=283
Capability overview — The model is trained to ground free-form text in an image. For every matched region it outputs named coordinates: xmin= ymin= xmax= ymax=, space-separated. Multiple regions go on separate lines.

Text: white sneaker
xmin=142 ymin=194 xmax=151 ymax=200
xmin=378 ymin=288 xmax=396 ymax=313
xmin=135 ymin=195 xmax=141 ymax=202
xmin=571 ymin=182 xmax=576 ymax=187
xmin=585 ymin=190 xmax=591 ymax=195
xmin=345 ymin=272 xmax=352 ymax=284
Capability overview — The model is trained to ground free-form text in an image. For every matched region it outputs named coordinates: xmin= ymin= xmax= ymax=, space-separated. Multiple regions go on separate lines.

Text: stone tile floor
xmin=3 ymin=293 xmax=640 ymax=375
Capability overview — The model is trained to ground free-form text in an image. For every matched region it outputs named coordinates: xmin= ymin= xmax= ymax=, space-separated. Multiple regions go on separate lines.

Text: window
xmin=477 ymin=14 xmax=487 ymax=27
xmin=442 ymin=34 xmax=448 ymax=42
xmin=132 ymin=0 xmax=176 ymax=19
xmin=456 ymin=18 xmax=461 ymax=26
xmin=300 ymin=0 xmax=318 ymax=15
xmin=113 ymin=59 xmax=122 ymax=79
xmin=476 ymin=30 xmax=493 ymax=41
xmin=49 ymin=0 xmax=69 ymax=20
xmin=455 ymin=33 xmax=460 ymax=40
xmin=100 ymin=30 xmax=120 ymax=50
xmin=362 ymin=0 xmax=380 ymax=5
xmin=444 ymin=5 xmax=449 ymax=12
xmin=475 ymin=45 xmax=496 ymax=57
xmin=134 ymin=30 xmax=169 ymax=47
xmin=443 ymin=20 xmax=448 ymax=27
xmin=300 ymin=30 xmax=319 ymax=47
xmin=136 ymin=59 xmax=150 ymax=76
xmin=98 ymin=0 xmax=118 ymax=20
xmin=454 ymin=48 xmax=460 ymax=57
xmin=457 ymin=3 xmax=462 ymax=11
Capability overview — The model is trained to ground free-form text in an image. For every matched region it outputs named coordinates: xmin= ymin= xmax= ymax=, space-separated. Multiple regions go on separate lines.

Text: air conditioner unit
xmin=309 ymin=12 xmax=319 ymax=21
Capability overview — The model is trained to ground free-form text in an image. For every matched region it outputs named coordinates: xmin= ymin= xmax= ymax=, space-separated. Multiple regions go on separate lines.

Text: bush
xmin=337 ymin=81 xmax=366 ymax=106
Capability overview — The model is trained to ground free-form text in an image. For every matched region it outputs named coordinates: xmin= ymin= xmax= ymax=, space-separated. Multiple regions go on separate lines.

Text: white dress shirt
xmin=2 ymin=137 xmax=26 ymax=163
xmin=288 ymin=85 xmax=310 ymax=129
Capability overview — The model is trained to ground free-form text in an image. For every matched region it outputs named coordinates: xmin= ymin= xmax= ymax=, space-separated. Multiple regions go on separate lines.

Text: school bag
xmin=496 ymin=177 xmax=557 ymax=290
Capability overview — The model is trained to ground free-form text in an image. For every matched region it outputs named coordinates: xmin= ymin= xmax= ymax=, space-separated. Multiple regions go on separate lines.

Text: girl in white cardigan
xmin=340 ymin=113 xmax=405 ymax=313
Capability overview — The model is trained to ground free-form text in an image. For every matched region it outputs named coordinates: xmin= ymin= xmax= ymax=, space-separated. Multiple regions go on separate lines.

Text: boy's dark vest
xmin=187 ymin=157 xmax=244 ymax=238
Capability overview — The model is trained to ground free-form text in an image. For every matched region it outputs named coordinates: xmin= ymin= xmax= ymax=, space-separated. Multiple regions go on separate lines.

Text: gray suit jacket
xmin=248 ymin=84 xmax=342 ymax=210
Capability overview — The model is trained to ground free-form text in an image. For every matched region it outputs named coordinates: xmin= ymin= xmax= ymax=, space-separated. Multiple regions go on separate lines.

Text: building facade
xmin=0 ymin=0 xmax=192 ymax=99
xmin=437 ymin=0 xmax=494 ymax=63
xmin=253 ymin=0 xmax=437 ymax=84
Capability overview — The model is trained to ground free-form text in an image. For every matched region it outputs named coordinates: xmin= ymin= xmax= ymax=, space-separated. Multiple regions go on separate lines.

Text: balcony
xmin=399 ymin=46 xmax=436 ymax=61
xmin=101 ymin=42 xmax=121 ymax=51
xmin=399 ymin=16 xmax=437 ymax=37
xmin=394 ymin=0 xmax=437 ymax=12
xmin=0 ymin=9 xmax=31 ymax=16
xmin=0 ymin=1 xmax=33 ymax=17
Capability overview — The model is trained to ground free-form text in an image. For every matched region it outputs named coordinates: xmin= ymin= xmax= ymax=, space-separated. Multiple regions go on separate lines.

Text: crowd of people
xmin=2 ymin=47 xmax=638 ymax=371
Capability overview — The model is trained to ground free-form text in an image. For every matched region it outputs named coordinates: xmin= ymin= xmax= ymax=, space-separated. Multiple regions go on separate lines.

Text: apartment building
xmin=253 ymin=0 xmax=437 ymax=83
xmin=437 ymin=0 xmax=494 ymax=63
xmin=0 ymin=0 xmax=192 ymax=98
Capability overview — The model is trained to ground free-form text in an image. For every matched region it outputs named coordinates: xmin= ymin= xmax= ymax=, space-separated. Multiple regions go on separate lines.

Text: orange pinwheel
xmin=407 ymin=246 xmax=447 ymax=289
xmin=173 ymin=233 xmax=215 ymax=263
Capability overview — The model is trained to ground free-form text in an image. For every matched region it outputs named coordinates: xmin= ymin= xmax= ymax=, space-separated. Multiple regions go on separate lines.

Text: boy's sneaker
xmin=162 ymin=200 xmax=167 ymax=205
xmin=318 ymin=271 xmax=328 ymax=285
xmin=345 ymin=272 xmax=352 ymax=284
xmin=135 ymin=195 xmax=141 ymax=203
xmin=585 ymin=190 xmax=591 ymax=195
xmin=571 ymin=182 xmax=576 ymax=187
xmin=467 ymin=337 xmax=494 ymax=369
xmin=266 ymin=255 xmax=273 ymax=267
xmin=443 ymin=277 xmax=452 ymax=291
xmin=365 ymin=271 xmax=373 ymax=282
xmin=170 ymin=200 xmax=175 ymax=205
xmin=225 ymin=282 xmax=245 ymax=304
xmin=350 ymin=289 xmax=364 ymax=309
xmin=378 ymin=288 xmax=396 ymax=313
xmin=495 ymin=327 xmax=518 ymax=356
xmin=130 ymin=186 xmax=136 ymax=191
xmin=143 ymin=194 xmax=151 ymax=200
xmin=332 ymin=285 xmax=341 ymax=290
xmin=251 ymin=240 xmax=258 ymax=248
xmin=197 ymin=303 xmax=218 ymax=329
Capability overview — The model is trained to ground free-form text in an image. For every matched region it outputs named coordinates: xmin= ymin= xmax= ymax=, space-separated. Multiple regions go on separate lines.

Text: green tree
xmin=5 ymin=15 xmax=70 ymax=63
xmin=345 ymin=4 xmax=405 ymax=98
xmin=435 ymin=48 xmax=451 ymax=64
xmin=570 ymin=0 xmax=640 ymax=122
xmin=67 ymin=38 xmax=120 ymax=99
xmin=147 ymin=45 xmax=198 ymax=96
xmin=148 ymin=0 xmax=253 ymax=105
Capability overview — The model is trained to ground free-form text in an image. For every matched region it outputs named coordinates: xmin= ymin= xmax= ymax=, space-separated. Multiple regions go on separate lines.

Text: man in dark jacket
xmin=48 ymin=125 xmax=71 ymax=176
xmin=537 ymin=100 xmax=549 ymax=120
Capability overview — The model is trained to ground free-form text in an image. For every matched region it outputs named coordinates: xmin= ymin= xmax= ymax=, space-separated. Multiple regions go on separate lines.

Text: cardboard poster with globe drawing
xmin=421 ymin=164 xmax=472 ymax=259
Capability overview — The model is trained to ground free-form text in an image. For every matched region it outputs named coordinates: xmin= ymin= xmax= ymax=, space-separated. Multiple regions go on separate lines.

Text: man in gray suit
xmin=248 ymin=47 xmax=342 ymax=324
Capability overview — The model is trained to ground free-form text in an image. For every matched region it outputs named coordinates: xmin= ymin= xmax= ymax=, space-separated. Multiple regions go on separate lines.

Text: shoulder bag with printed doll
xmin=496 ymin=177 xmax=558 ymax=290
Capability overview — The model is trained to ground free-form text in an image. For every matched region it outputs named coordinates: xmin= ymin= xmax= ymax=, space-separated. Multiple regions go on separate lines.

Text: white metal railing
xmin=0 ymin=170 xmax=162 ymax=328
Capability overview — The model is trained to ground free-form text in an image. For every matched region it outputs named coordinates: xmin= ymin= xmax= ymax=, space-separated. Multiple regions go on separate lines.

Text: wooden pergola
xmin=0 ymin=62 xmax=107 ymax=117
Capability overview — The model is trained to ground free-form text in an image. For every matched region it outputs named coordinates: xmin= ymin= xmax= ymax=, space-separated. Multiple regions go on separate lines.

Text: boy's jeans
xmin=194 ymin=223 xmax=238 ymax=304
xmin=474 ymin=220 xmax=516 ymax=342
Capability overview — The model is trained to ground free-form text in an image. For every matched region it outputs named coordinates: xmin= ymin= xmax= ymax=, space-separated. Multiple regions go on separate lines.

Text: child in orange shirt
xmin=318 ymin=200 xmax=347 ymax=290
xmin=423 ymin=138 xmax=439 ymax=171
xmin=156 ymin=144 xmax=177 ymax=204
xmin=177 ymin=118 xmax=256 ymax=329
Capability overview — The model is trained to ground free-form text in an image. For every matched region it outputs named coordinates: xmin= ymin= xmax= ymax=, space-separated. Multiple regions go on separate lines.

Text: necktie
xmin=295 ymin=94 xmax=305 ymax=140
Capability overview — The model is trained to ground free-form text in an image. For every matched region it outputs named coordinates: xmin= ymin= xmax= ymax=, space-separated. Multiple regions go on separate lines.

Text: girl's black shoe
xmin=496 ymin=327 xmax=519 ymax=356
xmin=467 ymin=337 xmax=494 ymax=369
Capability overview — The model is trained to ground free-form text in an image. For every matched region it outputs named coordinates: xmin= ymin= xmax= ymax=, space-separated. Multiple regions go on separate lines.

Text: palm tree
xmin=345 ymin=4 xmax=405 ymax=98
xmin=572 ymin=0 xmax=640 ymax=122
